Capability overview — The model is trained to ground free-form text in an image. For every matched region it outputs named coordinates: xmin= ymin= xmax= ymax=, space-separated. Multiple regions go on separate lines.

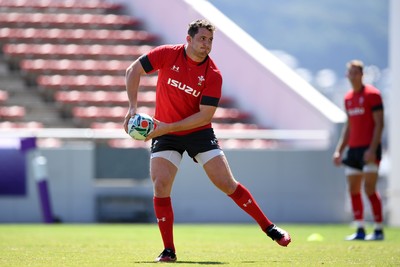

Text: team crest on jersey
xmin=197 ymin=75 xmax=205 ymax=86
xmin=346 ymin=100 xmax=352 ymax=107
xmin=171 ymin=65 xmax=179 ymax=72
xmin=359 ymin=97 xmax=364 ymax=105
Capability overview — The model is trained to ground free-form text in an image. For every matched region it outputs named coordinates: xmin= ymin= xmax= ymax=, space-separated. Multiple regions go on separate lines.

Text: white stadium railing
xmin=0 ymin=128 xmax=331 ymax=149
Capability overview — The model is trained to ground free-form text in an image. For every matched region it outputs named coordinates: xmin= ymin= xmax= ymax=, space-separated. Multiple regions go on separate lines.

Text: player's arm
xmin=123 ymin=59 xmax=146 ymax=133
xmin=333 ymin=120 xmax=350 ymax=166
xmin=145 ymin=104 xmax=217 ymax=141
xmin=167 ymin=104 xmax=216 ymax=132
xmin=364 ymin=109 xmax=384 ymax=163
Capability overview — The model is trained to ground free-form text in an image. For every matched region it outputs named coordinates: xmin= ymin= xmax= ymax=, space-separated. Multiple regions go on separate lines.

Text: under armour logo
xmin=171 ymin=65 xmax=179 ymax=72
xmin=157 ymin=217 xmax=166 ymax=222
xmin=243 ymin=199 xmax=252 ymax=207
xmin=152 ymin=140 xmax=159 ymax=150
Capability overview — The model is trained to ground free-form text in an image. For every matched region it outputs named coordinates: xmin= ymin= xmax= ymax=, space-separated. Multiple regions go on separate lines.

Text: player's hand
xmin=332 ymin=151 xmax=342 ymax=166
xmin=363 ymin=148 xmax=376 ymax=164
xmin=144 ymin=118 xmax=170 ymax=141
xmin=123 ymin=108 xmax=136 ymax=134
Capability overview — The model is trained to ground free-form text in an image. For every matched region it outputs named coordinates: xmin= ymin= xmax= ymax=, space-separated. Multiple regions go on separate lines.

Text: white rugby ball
xmin=127 ymin=113 xmax=154 ymax=140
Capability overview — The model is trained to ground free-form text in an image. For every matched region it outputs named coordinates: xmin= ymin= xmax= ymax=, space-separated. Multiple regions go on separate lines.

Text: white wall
xmin=0 ymin=146 xmax=360 ymax=223
xmin=0 ymin=146 xmax=96 ymax=223
xmin=388 ymin=0 xmax=400 ymax=226
xmin=173 ymin=149 xmax=350 ymax=223
xmin=116 ymin=0 xmax=346 ymax=134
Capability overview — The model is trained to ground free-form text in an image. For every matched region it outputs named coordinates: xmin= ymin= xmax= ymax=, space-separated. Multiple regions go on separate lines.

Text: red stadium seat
xmin=107 ymin=138 xmax=151 ymax=149
xmin=68 ymin=13 xmax=139 ymax=29
xmin=37 ymin=75 xmax=157 ymax=91
xmin=0 ymin=121 xmax=43 ymax=128
xmin=219 ymin=139 xmax=277 ymax=149
xmin=0 ymin=12 xmax=141 ymax=29
xmin=90 ymin=122 xmax=260 ymax=131
xmin=3 ymin=43 xmax=154 ymax=60
xmin=20 ymin=59 xmax=132 ymax=76
xmin=0 ymin=90 xmax=8 ymax=103
xmin=72 ymin=106 xmax=248 ymax=125
xmin=0 ymin=28 xmax=158 ymax=45
xmin=213 ymin=108 xmax=251 ymax=122
xmin=0 ymin=0 xmax=122 ymax=13
xmin=72 ymin=106 xmax=155 ymax=126
xmin=212 ymin=122 xmax=260 ymax=130
xmin=90 ymin=121 xmax=121 ymax=129
xmin=55 ymin=91 xmax=155 ymax=106
xmin=0 ymin=105 xmax=25 ymax=120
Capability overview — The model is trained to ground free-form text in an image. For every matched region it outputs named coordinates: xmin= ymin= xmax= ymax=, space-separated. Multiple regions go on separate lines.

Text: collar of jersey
xmin=183 ymin=47 xmax=209 ymax=66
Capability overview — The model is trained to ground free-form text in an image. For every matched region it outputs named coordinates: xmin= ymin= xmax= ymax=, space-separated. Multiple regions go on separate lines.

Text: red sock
xmin=368 ymin=192 xmax=383 ymax=223
xmin=228 ymin=183 xmax=272 ymax=231
xmin=153 ymin=197 xmax=175 ymax=251
xmin=350 ymin=193 xmax=363 ymax=221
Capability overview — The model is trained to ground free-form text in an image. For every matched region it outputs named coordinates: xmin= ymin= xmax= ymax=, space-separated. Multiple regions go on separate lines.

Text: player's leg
xmin=199 ymin=152 xmax=237 ymax=194
xmin=199 ymin=152 xmax=291 ymax=247
xmin=345 ymin=168 xmax=365 ymax=240
xmin=363 ymin=165 xmax=384 ymax=240
xmin=150 ymin=154 xmax=180 ymax=262
xmin=151 ymin=155 xmax=179 ymax=197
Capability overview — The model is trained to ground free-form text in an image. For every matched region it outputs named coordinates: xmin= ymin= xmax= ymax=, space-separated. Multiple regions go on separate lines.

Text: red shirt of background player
xmin=344 ymin=84 xmax=383 ymax=148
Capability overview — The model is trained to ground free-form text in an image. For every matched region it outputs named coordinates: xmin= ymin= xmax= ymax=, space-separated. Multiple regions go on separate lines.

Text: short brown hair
xmin=187 ymin=19 xmax=216 ymax=38
xmin=347 ymin=59 xmax=364 ymax=73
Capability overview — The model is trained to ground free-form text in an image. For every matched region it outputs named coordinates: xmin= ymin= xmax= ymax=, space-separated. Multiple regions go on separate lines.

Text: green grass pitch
xmin=0 ymin=224 xmax=399 ymax=266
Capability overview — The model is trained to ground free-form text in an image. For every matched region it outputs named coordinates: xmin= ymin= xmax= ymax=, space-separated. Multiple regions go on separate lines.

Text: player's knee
xmin=214 ymin=178 xmax=237 ymax=195
xmin=364 ymin=185 xmax=376 ymax=196
xmin=152 ymin=175 xmax=173 ymax=192
xmin=348 ymin=185 xmax=361 ymax=195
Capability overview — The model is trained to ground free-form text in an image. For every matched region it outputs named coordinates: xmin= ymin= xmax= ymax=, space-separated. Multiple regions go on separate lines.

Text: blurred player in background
xmin=333 ymin=59 xmax=385 ymax=241
xmin=124 ymin=19 xmax=291 ymax=262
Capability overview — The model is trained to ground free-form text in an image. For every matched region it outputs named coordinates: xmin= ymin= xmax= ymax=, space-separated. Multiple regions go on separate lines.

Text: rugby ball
xmin=127 ymin=113 xmax=154 ymax=140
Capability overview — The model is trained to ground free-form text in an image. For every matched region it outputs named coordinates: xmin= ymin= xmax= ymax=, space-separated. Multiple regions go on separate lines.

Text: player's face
xmin=188 ymin=28 xmax=213 ymax=60
xmin=346 ymin=66 xmax=362 ymax=83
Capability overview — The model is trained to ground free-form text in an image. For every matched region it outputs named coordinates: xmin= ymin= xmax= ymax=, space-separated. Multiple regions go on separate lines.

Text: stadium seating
xmin=0 ymin=90 xmax=8 ymax=103
xmin=72 ymin=106 xmax=249 ymax=126
xmin=91 ymin=121 xmax=260 ymax=131
xmin=3 ymin=43 xmax=154 ymax=60
xmin=0 ymin=0 xmax=269 ymax=149
xmin=0 ymin=105 xmax=25 ymax=120
xmin=219 ymin=139 xmax=277 ymax=149
xmin=37 ymin=75 xmax=157 ymax=98
xmin=71 ymin=106 xmax=154 ymax=126
xmin=20 ymin=59 xmax=133 ymax=76
xmin=0 ymin=0 xmax=122 ymax=13
xmin=0 ymin=28 xmax=158 ymax=45
xmin=54 ymin=91 xmax=156 ymax=106
xmin=0 ymin=121 xmax=43 ymax=128
xmin=0 ymin=12 xmax=140 ymax=29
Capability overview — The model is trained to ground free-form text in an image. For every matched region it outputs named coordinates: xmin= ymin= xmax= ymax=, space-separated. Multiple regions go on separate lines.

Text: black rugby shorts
xmin=151 ymin=128 xmax=221 ymax=159
xmin=342 ymin=144 xmax=382 ymax=170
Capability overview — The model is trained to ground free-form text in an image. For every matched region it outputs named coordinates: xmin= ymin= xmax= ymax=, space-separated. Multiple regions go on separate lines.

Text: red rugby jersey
xmin=344 ymin=84 xmax=383 ymax=147
xmin=139 ymin=44 xmax=222 ymax=135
